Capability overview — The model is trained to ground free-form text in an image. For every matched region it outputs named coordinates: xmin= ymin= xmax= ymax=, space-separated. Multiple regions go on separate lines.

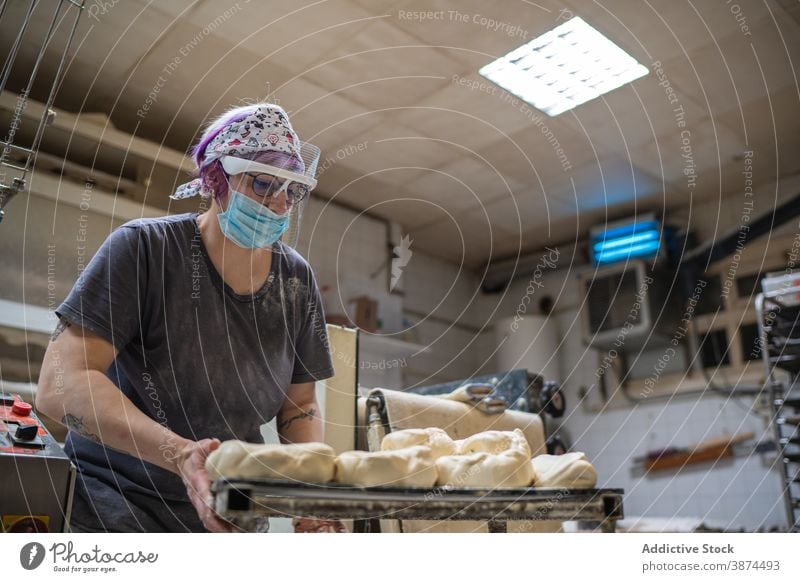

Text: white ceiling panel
xmin=461 ymin=188 xmax=571 ymax=237
xmin=548 ymin=155 xmax=665 ymax=214
xmin=391 ymin=0 xmax=569 ymax=69
xmin=305 ymin=18 xmax=470 ymax=106
xmin=628 ymin=118 xmax=748 ymax=203
xmin=471 ymin=119 xmax=597 ymax=193
xmin=404 ymin=155 xmax=528 ymax=212
xmin=559 ymin=74 xmax=708 ymax=154
xmin=408 ymin=207 xmax=518 ymax=268
xmin=560 ymin=0 xmax=780 ymax=65
xmin=663 ymin=20 xmax=800 ymax=118
xmin=270 ymin=76 xmax=381 ymax=150
xmin=389 ymin=76 xmax=547 ymax=152
xmin=154 ymin=0 xmax=378 ymax=71
xmin=336 ymin=123 xmax=460 ymax=180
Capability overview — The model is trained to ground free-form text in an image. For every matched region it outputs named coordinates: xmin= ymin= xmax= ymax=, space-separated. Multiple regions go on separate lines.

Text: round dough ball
xmin=334 ymin=446 xmax=438 ymax=488
xmin=457 ymin=428 xmax=531 ymax=457
xmin=436 ymin=451 xmax=535 ymax=488
xmin=206 ymin=440 xmax=335 ymax=483
xmin=381 ymin=427 xmax=456 ymax=459
xmin=531 ymin=452 xmax=597 ymax=488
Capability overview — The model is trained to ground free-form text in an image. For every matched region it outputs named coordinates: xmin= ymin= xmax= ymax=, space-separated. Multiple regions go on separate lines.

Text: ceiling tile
xmin=160 ymin=0 xmax=377 ymax=71
xmin=549 ymin=155 xmax=665 ymax=213
xmin=392 ymin=0 xmax=574 ymax=70
xmin=392 ymin=73 xmax=560 ymax=152
xmin=718 ymin=86 xmax=800 ymax=173
xmin=270 ymin=76 xmax=381 ymax=150
xmin=407 ymin=208 xmax=517 ymax=268
xmin=403 ymin=156 xmax=529 ymax=215
xmin=337 ymin=123 xmax=459 ymax=180
xmin=628 ymin=118 xmax=747 ymax=203
xmin=471 ymin=119 xmax=596 ymax=190
xmin=559 ymin=74 xmax=708 ymax=154
xmin=304 ymin=18 xmax=466 ymax=108
xmin=664 ymin=19 xmax=800 ymax=117
xmin=350 ymin=0 xmax=408 ymax=13
xmin=560 ymin=0 xmax=780 ymax=65
xmin=461 ymin=189 xmax=571 ymax=237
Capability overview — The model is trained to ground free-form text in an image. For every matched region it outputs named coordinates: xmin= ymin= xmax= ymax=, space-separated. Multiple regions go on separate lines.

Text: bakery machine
xmin=407 ymin=369 xmax=567 ymax=454
xmin=0 ymin=392 xmax=76 ymax=532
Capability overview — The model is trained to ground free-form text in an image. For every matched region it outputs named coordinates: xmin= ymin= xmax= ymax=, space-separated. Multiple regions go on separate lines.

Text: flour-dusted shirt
xmin=56 ymin=212 xmax=334 ymax=531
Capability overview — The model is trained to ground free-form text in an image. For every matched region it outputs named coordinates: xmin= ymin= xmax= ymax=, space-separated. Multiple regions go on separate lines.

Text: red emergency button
xmin=11 ymin=401 xmax=32 ymax=416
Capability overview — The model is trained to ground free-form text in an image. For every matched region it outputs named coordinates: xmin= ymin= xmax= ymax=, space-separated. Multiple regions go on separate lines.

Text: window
xmin=738 ymin=323 xmax=762 ymax=362
xmin=699 ymin=328 xmax=730 ymax=368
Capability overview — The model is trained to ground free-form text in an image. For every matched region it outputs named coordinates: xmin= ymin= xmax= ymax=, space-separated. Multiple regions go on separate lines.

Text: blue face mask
xmin=217 ymin=189 xmax=289 ymax=249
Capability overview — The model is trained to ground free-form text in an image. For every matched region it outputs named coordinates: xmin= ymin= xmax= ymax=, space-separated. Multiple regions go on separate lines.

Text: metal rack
xmin=756 ymin=272 xmax=800 ymax=532
xmin=0 ymin=0 xmax=85 ymax=223
xmin=212 ymin=479 xmax=624 ymax=533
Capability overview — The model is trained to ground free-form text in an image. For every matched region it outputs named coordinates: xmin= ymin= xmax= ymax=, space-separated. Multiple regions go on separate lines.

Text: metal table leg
xmin=600 ymin=518 xmax=616 ymax=533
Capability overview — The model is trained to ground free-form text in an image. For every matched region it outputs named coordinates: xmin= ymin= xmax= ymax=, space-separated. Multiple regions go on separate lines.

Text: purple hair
xmin=192 ymin=103 xmax=304 ymax=203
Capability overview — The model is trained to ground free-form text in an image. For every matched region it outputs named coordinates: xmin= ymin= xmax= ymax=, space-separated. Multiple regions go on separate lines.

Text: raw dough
xmin=334 ymin=446 xmax=438 ymax=487
xmin=205 ymin=440 xmax=336 ymax=483
xmin=437 ymin=429 xmax=534 ymax=488
xmin=436 ymin=451 xmax=534 ymax=488
xmin=436 ymin=386 xmax=506 ymax=414
xmin=381 ymin=427 xmax=456 ymax=459
xmin=530 ymin=452 xmax=597 ymax=488
xmin=457 ymin=428 xmax=531 ymax=456
xmin=436 ymin=384 xmax=492 ymax=403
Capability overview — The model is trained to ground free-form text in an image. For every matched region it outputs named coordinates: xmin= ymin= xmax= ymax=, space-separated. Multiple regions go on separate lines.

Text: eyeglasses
xmin=243 ymin=172 xmax=310 ymax=205
xmin=219 ymin=155 xmax=317 ymax=206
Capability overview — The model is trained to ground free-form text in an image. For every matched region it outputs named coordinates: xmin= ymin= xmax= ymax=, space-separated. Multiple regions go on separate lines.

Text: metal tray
xmin=212 ymin=479 xmax=624 ymax=532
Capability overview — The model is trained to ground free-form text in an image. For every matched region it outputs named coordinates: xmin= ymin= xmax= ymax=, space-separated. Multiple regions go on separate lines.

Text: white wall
xmin=295 ymin=196 xmax=486 ymax=389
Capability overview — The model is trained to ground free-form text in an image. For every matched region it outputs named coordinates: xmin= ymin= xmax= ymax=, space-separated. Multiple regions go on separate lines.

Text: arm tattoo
xmin=277 ymin=407 xmax=317 ymax=431
xmin=61 ymin=413 xmax=101 ymax=443
xmin=51 ymin=319 xmax=71 ymax=342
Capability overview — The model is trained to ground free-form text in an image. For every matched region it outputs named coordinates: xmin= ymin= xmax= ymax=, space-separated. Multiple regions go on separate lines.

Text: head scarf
xmin=172 ymin=104 xmax=315 ymax=200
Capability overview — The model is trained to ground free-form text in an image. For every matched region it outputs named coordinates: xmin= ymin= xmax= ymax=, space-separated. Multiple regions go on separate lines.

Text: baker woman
xmin=37 ymin=103 xmax=340 ymax=532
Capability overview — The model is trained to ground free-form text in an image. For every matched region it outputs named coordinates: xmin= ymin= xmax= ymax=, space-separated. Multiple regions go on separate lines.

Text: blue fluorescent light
xmin=599 ymin=220 xmax=660 ymax=240
xmin=593 ymin=230 xmax=659 ymax=253
xmin=595 ymin=240 xmax=660 ymax=264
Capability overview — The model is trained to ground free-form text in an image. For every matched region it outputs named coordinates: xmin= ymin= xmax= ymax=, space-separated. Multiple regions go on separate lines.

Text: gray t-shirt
xmin=56 ymin=212 xmax=333 ymax=530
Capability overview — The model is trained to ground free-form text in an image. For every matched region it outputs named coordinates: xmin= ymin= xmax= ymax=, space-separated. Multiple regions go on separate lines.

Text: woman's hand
xmin=293 ymin=517 xmax=347 ymax=533
xmin=176 ymin=438 xmax=236 ymax=533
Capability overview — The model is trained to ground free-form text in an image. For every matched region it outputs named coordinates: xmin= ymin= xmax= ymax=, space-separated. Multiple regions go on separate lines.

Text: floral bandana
xmin=172 ymin=104 xmax=310 ymax=200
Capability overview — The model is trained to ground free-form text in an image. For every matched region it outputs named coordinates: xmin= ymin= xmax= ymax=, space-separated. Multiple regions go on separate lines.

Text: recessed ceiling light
xmin=479 ymin=16 xmax=648 ymax=116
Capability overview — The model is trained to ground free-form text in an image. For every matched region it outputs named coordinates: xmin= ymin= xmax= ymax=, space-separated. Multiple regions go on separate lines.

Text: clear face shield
xmin=219 ymin=141 xmax=320 ymax=249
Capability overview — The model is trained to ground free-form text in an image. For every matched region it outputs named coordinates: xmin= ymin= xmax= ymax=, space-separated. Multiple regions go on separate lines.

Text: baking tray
xmin=211 ymin=479 xmax=624 ymax=532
